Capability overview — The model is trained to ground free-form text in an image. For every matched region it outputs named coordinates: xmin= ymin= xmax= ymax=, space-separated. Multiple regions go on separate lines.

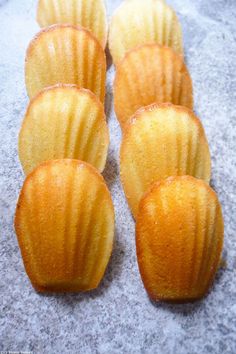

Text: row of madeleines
xmin=15 ymin=0 xmax=224 ymax=302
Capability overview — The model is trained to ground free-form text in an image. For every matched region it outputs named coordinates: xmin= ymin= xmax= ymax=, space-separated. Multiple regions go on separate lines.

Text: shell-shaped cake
xmin=19 ymin=84 xmax=109 ymax=175
xmin=136 ymin=176 xmax=224 ymax=302
xmin=37 ymin=0 xmax=107 ymax=48
xmin=114 ymin=44 xmax=193 ymax=130
xmin=15 ymin=159 xmax=115 ymax=292
xmin=109 ymin=0 xmax=183 ymax=65
xmin=120 ymin=104 xmax=211 ymax=218
xmin=25 ymin=24 xmax=106 ymax=102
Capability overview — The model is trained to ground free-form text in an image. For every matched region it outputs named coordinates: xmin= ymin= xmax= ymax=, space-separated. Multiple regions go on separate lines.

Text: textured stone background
xmin=0 ymin=0 xmax=236 ymax=353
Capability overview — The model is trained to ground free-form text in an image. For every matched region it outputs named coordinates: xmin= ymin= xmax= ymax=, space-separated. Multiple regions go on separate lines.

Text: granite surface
xmin=0 ymin=0 xmax=236 ymax=353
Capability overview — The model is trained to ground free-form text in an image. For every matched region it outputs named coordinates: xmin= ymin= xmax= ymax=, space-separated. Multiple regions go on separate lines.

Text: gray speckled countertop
xmin=0 ymin=0 xmax=236 ymax=353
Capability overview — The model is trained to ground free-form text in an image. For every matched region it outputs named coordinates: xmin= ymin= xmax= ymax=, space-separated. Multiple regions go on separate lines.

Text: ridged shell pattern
xmin=19 ymin=85 xmax=109 ymax=175
xmin=37 ymin=0 xmax=107 ymax=48
xmin=109 ymin=0 xmax=183 ymax=65
xmin=136 ymin=176 xmax=224 ymax=301
xmin=114 ymin=44 xmax=193 ymax=129
xmin=25 ymin=24 xmax=106 ymax=102
xmin=15 ymin=160 xmax=115 ymax=292
xmin=120 ymin=104 xmax=211 ymax=218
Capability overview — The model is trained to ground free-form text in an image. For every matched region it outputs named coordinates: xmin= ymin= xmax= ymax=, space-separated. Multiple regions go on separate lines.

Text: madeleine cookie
xmin=25 ymin=25 xmax=106 ymax=102
xmin=114 ymin=44 xmax=193 ymax=129
xmin=37 ymin=0 xmax=107 ymax=48
xmin=15 ymin=159 xmax=115 ymax=293
xmin=136 ymin=176 xmax=224 ymax=302
xmin=19 ymin=85 xmax=109 ymax=175
xmin=109 ymin=0 xmax=183 ymax=65
xmin=120 ymin=104 xmax=211 ymax=218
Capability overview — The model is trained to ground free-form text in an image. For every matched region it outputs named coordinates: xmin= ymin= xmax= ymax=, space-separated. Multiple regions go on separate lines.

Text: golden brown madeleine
xmin=120 ymin=103 xmax=211 ymax=218
xmin=19 ymin=84 xmax=109 ymax=175
xmin=15 ymin=159 xmax=115 ymax=292
xmin=136 ymin=176 xmax=224 ymax=302
xmin=114 ymin=44 xmax=193 ymax=129
xmin=109 ymin=0 xmax=182 ymax=65
xmin=25 ymin=24 xmax=106 ymax=102
xmin=37 ymin=0 xmax=107 ymax=48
